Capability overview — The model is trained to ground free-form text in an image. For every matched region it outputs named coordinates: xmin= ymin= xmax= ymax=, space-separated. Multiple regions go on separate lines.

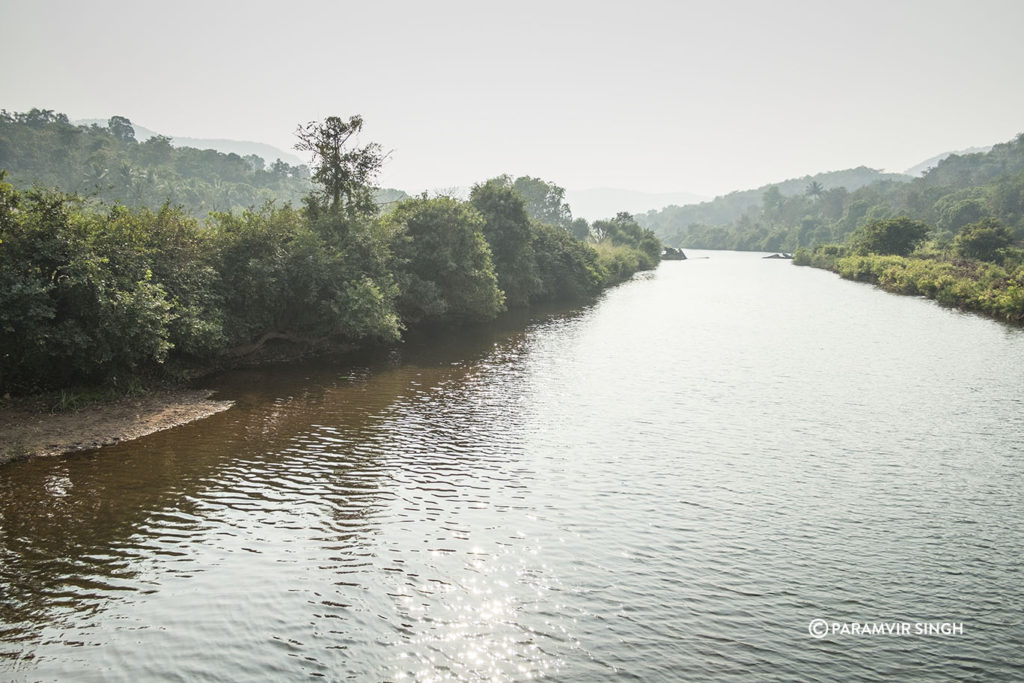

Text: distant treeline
xmin=641 ymin=133 xmax=1024 ymax=253
xmin=0 ymin=108 xmax=319 ymax=216
xmin=638 ymin=167 xmax=909 ymax=247
xmin=0 ymin=112 xmax=661 ymax=395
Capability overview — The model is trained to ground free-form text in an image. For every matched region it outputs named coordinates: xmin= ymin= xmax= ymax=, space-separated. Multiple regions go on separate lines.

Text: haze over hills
xmin=637 ymin=166 xmax=913 ymax=235
xmin=26 ymin=114 xmax=1011 ymax=235
xmin=74 ymin=118 xmax=306 ymax=167
xmin=637 ymin=128 xmax=1024 ymax=252
xmin=67 ymin=119 xmax=700 ymax=221
xmin=902 ymin=146 xmax=992 ymax=177
xmin=587 ymin=147 xmax=988 ymax=223
xmin=2 ymin=111 xmax=314 ymax=217
xmin=391 ymin=186 xmax=709 ymax=223
xmin=564 ymin=188 xmax=708 ymax=222
xmin=57 ymin=121 xmax=1008 ymax=226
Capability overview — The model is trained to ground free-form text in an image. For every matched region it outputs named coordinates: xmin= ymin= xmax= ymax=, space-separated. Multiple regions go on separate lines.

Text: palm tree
xmin=81 ymin=163 xmax=109 ymax=192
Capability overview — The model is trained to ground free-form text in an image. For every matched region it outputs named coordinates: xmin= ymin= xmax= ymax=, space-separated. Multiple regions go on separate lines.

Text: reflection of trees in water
xmin=0 ymin=308 xmax=565 ymax=659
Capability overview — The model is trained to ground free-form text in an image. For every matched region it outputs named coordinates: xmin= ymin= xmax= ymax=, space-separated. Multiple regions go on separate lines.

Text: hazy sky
xmin=2 ymin=0 xmax=1023 ymax=197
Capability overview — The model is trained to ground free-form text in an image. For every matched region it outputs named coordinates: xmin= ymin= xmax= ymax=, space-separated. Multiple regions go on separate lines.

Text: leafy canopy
xmin=386 ymin=195 xmax=505 ymax=323
xmin=852 ymin=217 xmax=930 ymax=256
xmin=954 ymin=218 xmax=1013 ymax=261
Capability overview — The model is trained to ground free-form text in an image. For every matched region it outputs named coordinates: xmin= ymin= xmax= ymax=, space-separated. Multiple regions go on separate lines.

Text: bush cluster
xmin=0 ymin=173 xmax=659 ymax=394
xmin=794 ymin=223 xmax=1024 ymax=325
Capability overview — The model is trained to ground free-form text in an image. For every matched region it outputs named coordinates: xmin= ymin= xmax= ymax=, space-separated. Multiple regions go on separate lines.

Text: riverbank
xmin=1 ymin=175 xmax=660 ymax=400
xmin=793 ymin=247 xmax=1024 ymax=325
xmin=0 ymin=389 xmax=233 ymax=465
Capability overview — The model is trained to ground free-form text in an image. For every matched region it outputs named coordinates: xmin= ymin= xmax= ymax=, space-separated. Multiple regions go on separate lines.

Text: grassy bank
xmin=794 ymin=245 xmax=1024 ymax=325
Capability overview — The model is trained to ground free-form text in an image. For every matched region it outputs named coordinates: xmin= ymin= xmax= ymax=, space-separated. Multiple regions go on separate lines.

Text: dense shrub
xmin=0 ymin=183 xmax=188 ymax=391
xmin=851 ymin=217 xmax=930 ymax=256
xmin=210 ymin=203 xmax=401 ymax=346
xmin=532 ymin=222 xmax=605 ymax=300
xmin=0 ymin=167 xmax=659 ymax=395
xmin=592 ymin=212 xmax=662 ymax=270
xmin=386 ymin=195 xmax=504 ymax=323
xmin=469 ymin=178 xmax=542 ymax=307
xmin=954 ymin=218 xmax=1014 ymax=262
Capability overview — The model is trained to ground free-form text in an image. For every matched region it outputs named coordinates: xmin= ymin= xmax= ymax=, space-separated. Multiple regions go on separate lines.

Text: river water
xmin=2 ymin=251 xmax=1023 ymax=681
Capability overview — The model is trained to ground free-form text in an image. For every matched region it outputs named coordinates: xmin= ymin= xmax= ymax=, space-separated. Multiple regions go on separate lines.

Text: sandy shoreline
xmin=0 ymin=389 xmax=233 ymax=465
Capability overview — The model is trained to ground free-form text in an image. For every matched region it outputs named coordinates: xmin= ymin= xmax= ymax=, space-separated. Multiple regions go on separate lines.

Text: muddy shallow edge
xmin=0 ymin=389 xmax=234 ymax=465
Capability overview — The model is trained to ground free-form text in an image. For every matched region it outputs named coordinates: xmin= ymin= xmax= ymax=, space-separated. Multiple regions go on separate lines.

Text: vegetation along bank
xmin=793 ymin=217 xmax=1024 ymax=325
xmin=0 ymin=110 xmax=662 ymax=403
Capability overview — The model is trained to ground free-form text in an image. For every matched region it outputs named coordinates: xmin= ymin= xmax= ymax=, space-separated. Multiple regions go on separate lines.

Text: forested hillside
xmin=638 ymin=167 xmax=910 ymax=249
xmin=784 ymin=134 xmax=1024 ymax=325
xmin=641 ymin=132 xmax=1024 ymax=253
xmin=73 ymin=117 xmax=308 ymax=167
xmin=0 ymin=108 xmax=314 ymax=215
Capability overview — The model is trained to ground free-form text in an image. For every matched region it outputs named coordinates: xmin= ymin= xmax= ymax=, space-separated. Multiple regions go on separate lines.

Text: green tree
xmin=18 ymin=108 xmax=65 ymax=127
xmin=762 ymin=185 xmax=784 ymax=217
xmin=512 ymin=176 xmax=573 ymax=228
xmin=852 ymin=217 xmax=930 ymax=256
xmin=938 ymin=197 xmax=988 ymax=234
xmin=108 ymin=203 xmax=224 ymax=357
xmin=0 ymin=184 xmax=178 ymax=392
xmin=954 ymin=218 xmax=1014 ymax=261
xmin=107 ymin=115 xmax=136 ymax=143
xmin=591 ymin=212 xmax=662 ymax=268
xmin=570 ymin=217 xmax=591 ymax=241
xmin=295 ymin=115 xmax=384 ymax=223
xmin=210 ymin=202 xmax=400 ymax=348
xmin=532 ymin=222 xmax=604 ymax=299
xmin=387 ymin=195 xmax=504 ymax=323
xmin=243 ymin=154 xmax=265 ymax=172
xmin=0 ymin=109 xmax=315 ymax=217
xmin=470 ymin=177 xmax=541 ymax=307
xmin=137 ymin=134 xmax=174 ymax=165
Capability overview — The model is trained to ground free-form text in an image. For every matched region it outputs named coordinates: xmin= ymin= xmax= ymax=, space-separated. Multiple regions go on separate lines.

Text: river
xmin=2 ymin=251 xmax=1023 ymax=681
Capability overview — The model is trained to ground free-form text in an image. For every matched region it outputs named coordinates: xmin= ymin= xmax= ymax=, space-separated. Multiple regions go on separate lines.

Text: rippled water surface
xmin=3 ymin=251 xmax=1024 ymax=681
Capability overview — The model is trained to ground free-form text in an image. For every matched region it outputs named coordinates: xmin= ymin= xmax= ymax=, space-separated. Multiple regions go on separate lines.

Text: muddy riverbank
xmin=0 ymin=389 xmax=233 ymax=465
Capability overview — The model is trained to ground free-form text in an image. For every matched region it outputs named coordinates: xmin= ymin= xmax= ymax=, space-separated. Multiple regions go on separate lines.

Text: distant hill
xmin=564 ymin=188 xmax=707 ymax=222
xmin=637 ymin=166 xmax=911 ymax=237
xmin=4 ymin=110 xmax=312 ymax=216
xmin=638 ymin=131 xmax=1024 ymax=252
xmin=74 ymin=118 xmax=306 ymax=167
xmin=903 ymin=146 xmax=991 ymax=177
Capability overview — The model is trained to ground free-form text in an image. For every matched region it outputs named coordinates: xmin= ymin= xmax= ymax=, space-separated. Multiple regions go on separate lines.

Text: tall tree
xmin=512 ymin=176 xmax=573 ymax=228
xmin=762 ymin=186 xmax=784 ymax=217
xmin=470 ymin=177 xmax=541 ymax=307
xmin=107 ymin=115 xmax=136 ymax=143
xmin=295 ymin=115 xmax=384 ymax=222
